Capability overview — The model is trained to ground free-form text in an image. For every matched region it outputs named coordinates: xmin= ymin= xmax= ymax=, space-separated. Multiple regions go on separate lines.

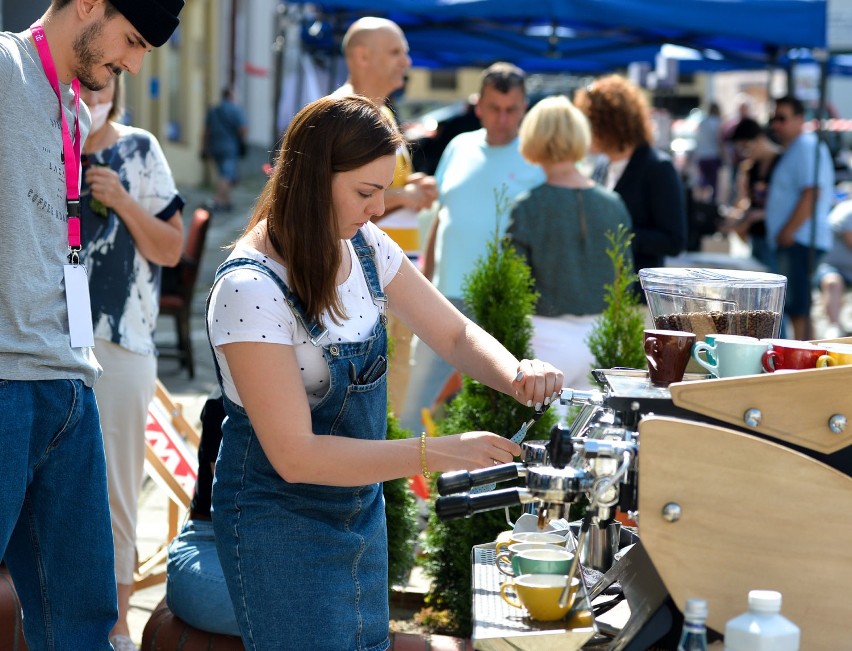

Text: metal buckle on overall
xmin=310 ymin=329 xmax=329 ymax=346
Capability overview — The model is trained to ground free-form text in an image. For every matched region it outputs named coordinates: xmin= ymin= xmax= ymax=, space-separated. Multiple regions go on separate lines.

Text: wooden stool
xmin=0 ymin=564 xmax=28 ymax=651
xmin=141 ymin=598 xmax=244 ymax=650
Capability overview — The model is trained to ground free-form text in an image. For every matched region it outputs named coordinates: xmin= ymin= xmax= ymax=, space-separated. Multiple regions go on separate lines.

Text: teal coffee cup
xmin=498 ymin=547 xmax=574 ymax=577
xmin=496 ymin=542 xmax=565 ymax=576
xmin=691 ymin=334 xmax=768 ymax=378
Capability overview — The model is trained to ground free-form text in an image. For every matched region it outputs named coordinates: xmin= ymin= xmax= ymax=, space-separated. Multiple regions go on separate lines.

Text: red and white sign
xmin=145 ymin=399 xmax=198 ymax=506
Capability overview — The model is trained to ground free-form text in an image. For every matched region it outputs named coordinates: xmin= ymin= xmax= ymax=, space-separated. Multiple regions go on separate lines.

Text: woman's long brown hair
xmin=244 ymin=95 xmax=403 ymax=325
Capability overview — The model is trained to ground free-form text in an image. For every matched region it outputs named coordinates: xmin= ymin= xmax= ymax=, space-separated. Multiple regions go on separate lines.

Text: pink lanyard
xmin=30 ymin=21 xmax=82 ymax=263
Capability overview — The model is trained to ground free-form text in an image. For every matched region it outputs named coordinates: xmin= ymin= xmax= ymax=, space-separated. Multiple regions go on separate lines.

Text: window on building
xmin=430 ymin=70 xmax=458 ymax=91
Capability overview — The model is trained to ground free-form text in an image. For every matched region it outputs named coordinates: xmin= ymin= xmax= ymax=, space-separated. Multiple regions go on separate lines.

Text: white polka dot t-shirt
xmin=208 ymin=222 xmax=404 ymax=407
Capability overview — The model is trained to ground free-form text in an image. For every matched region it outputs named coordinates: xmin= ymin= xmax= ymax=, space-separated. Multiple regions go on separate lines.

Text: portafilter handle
xmin=436 ymin=462 xmax=523 ymax=496
xmin=434 ymin=487 xmax=536 ymax=520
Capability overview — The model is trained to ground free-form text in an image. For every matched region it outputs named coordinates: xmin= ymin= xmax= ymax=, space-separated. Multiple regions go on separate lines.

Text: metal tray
xmin=470 ymin=543 xmax=598 ymax=650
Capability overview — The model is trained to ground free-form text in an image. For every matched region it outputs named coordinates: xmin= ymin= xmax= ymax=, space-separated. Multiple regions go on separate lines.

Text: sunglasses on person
xmin=770 ymin=114 xmax=792 ymax=123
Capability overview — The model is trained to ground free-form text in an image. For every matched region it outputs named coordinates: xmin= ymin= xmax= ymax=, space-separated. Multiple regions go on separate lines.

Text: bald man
xmin=333 ymin=17 xmax=437 ymax=416
xmin=333 ymin=17 xmax=437 ymax=230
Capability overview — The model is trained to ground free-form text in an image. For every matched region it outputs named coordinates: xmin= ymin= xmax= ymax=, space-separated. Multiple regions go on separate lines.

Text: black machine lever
xmin=436 ymin=463 xmax=522 ymax=496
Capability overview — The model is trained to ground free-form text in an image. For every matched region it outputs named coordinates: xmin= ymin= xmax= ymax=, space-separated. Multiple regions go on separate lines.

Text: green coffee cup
xmin=512 ymin=548 xmax=575 ymax=576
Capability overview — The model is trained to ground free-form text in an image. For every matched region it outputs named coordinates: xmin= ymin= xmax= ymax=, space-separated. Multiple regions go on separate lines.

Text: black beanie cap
xmin=109 ymin=0 xmax=185 ymax=48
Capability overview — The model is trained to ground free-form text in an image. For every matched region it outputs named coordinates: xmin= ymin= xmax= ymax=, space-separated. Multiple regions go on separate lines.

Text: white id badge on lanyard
xmin=64 ymin=263 xmax=94 ymax=348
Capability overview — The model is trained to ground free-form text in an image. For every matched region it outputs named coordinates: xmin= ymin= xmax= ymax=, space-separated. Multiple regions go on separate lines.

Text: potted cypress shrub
xmin=585 ymin=224 xmax=647 ymax=372
xmin=419 ymin=187 xmax=556 ymax=636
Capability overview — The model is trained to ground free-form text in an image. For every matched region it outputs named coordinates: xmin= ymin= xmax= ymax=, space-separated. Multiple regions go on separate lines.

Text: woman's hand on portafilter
xmin=512 ymin=358 xmax=564 ymax=410
xmin=427 ymin=432 xmax=521 ymax=473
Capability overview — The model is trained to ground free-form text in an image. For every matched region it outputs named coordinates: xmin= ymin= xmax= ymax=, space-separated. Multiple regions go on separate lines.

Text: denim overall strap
xmin=350 ymin=230 xmax=387 ymax=312
xmin=207 ymin=240 xmax=392 ymax=651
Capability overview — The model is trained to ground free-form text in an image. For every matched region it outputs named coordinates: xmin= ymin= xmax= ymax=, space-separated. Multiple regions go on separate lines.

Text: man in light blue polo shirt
xmin=399 ymin=62 xmax=545 ymax=433
xmin=765 ymin=95 xmax=834 ymax=340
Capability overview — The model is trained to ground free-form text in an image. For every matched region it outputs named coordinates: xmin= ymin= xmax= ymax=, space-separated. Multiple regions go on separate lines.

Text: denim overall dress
xmin=208 ymin=232 xmax=391 ymax=651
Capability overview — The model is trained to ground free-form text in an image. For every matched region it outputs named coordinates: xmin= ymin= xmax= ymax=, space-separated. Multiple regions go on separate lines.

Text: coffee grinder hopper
xmin=639 ymin=268 xmax=787 ymax=340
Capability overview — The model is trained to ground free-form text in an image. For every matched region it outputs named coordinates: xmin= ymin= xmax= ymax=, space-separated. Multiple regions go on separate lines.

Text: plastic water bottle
xmin=724 ymin=590 xmax=800 ymax=651
xmin=678 ymin=598 xmax=709 ymax=651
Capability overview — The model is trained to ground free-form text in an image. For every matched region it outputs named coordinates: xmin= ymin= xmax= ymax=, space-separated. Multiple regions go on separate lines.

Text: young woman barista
xmin=206 ymin=95 xmax=563 ymax=650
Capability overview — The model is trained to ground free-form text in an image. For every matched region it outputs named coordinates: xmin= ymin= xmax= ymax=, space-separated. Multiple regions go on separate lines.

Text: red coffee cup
xmin=761 ymin=339 xmax=827 ymax=373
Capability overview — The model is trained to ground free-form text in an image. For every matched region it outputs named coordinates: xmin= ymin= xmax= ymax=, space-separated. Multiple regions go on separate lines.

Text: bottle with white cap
xmin=677 ymin=598 xmax=709 ymax=651
xmin=724 ymin=590 xmax=800 ymax=651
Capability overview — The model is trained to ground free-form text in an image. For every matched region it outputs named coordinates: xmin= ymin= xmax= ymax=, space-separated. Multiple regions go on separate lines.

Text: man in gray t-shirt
xmin=0 ymin=1 xmax=183 ymax=649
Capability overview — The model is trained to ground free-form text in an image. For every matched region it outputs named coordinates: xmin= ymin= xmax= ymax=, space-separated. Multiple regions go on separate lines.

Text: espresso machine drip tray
xmin=471 ymin=544 xmax=598 ymax=650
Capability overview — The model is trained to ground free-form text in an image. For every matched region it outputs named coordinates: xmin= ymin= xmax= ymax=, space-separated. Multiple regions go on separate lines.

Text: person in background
xmin=399 ymin=62 xmax=545 ymax=434
xmin=79 ymin=72 xmax=184 ymax=651
xmin=206 ymin=95 xmax=562 ymax=650
xmin=574 ymin=74 xmax=687 ymax=276
xmin=815 ymin=199 xmax=852 ymax=339
xmin=721 ymin=117 xmax=781 ymax=270
xmin=765 ymin=95 xmax=834 ymax=340
xmin=203 ymin=87 xmax=247 ymax=212
xmin=694 ymin=102 xmax=724 ymax=201
xmin=721 ymin=97 xmax=755 ymax=204
xmin=332 ymin=16 xmax=438 ymax=415
xmin=166 ymin=389 xmax=240 ymax=637
xmin=0 ymin=0 xmax=183 ymax=648
xmin=333 ymin=17 xmax=437 ymax=225
xmin=507 ymin=95 xmax=632 ymax=391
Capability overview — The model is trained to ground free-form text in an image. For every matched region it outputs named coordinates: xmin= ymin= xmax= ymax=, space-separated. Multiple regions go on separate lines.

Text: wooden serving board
xmin=638 ymin=416 xmax=852 ymax=649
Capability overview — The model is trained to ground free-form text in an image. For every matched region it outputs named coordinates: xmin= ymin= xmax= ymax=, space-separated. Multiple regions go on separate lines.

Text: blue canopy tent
xmin=291 ymin=0 xmax=827 ymax=73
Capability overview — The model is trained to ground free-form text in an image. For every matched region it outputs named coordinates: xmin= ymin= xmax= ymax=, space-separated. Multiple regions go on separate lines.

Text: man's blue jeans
xmin=166 ymin=519 xmax=240 ymax=636
xmin=0 ymin=379 xmax=117 ymax=650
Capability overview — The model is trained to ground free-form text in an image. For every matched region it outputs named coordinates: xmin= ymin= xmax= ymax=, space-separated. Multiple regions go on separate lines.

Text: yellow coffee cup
xmin=817 ymin=343 xmax=852 ymax=367
xmin=499 ymin=574 xmax=581 ymax=622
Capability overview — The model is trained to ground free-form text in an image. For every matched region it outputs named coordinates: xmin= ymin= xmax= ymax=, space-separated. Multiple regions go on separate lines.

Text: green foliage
xmin=420 ymin=186 xmax=556 ymax=636
xmin=586 ymin=225 xmax=647 ymax=371
xmin=384 ymin=408 xmax=419 ymax=588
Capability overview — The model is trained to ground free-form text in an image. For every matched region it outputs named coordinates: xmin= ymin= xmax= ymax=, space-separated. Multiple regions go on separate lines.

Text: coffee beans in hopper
xmin=653 ymin=310 xmax=779 ymax=340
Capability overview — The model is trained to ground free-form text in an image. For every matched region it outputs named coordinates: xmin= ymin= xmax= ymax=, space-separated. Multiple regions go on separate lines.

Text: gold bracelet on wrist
xmin=420 ymin=432 xmax=432 ymax=479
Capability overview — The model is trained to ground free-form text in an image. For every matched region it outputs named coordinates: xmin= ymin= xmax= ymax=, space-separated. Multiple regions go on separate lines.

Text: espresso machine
xmin=433 ymin=269 xmax=852 ymax=650
xmin=436 ymin=383 xmax=636 ymax=570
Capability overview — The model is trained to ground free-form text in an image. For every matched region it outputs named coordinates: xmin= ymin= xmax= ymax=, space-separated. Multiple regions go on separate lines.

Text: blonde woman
xmin=507 ymin=95 xmax=632 ymax=390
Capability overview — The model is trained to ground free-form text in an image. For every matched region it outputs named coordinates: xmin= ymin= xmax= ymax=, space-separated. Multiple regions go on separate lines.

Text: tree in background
xmin=586 ymin=225 xmax=646 ymax=371
xmin=419 ymin=187 xmax=556 ymax=636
